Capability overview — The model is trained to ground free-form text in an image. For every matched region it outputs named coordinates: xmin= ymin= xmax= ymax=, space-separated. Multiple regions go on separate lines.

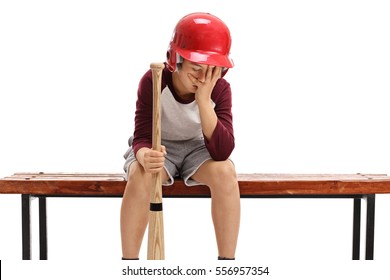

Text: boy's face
xmin=173 ymin=59 xmax=216 ymax=97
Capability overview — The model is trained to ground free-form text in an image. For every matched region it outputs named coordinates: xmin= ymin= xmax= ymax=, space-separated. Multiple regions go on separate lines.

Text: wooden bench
xmin=2 ymin=172 xmax=390 ymax=260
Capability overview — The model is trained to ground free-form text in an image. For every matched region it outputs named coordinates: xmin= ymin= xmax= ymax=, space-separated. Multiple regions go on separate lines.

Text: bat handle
xmin=150 ymin=63 xmax=165 ymax=151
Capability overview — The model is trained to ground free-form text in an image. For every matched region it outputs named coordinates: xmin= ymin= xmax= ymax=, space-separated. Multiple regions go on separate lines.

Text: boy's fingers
xmin=160 ymin=145 xmax=167 ymax=155
xmin=213 ymin=66 xmax=222 ymax=79
xmin=206 ymin=65 xmax=213 ymax=80
xmin=148 ymin=150 xmax=164 ymax=157
xmin=187 ymin=73 xmax=197 ymax=83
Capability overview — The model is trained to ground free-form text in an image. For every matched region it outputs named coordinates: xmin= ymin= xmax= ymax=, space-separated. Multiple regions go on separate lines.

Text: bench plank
xmin=2 ymin=172 xmax=390 ymax=196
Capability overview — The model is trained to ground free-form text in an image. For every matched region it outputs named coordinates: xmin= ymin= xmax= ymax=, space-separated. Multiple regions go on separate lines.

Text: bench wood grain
xmin=2 ymin=172 xmax=390 ymax=196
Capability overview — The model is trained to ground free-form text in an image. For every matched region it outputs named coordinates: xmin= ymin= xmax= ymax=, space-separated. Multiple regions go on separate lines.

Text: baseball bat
xmin=147 ymin=62 xmax=165 ymax=260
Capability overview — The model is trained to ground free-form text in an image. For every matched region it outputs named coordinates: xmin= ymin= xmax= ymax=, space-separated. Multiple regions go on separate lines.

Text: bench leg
xmin=365 ymin=194 xmax=375 ymax=260
xmin=21 ymin=194 xmax=31 ymax=260
xmin=39 ymin=197 xmax=48 ymax=260
xmin=352 ymin=198 xmax=361 ymax=260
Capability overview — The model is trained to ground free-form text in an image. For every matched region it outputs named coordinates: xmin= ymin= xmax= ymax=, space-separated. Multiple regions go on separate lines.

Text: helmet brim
xmin=177 ymin=48 xmax=234 ymax=69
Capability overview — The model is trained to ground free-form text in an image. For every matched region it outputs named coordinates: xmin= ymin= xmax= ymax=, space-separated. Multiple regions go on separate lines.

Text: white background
xmin=1 ymin=0 xmax=390 ymax=279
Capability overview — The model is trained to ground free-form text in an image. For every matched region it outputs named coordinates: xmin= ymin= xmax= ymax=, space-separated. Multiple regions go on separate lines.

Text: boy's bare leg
xmin=191 ymin=160 xmax=240 ymax=259
xmin=120 ymin=161 xmax=169 ymax=259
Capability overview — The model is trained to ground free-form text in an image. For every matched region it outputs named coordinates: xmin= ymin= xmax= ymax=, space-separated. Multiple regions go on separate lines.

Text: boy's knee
xmin=128 ymin=162 xmax=150 ymax=181
xmin=125 ymin=162 xmax=151 ymax=197
xmin=215 ymin=161 xmax=237 ymax=182
xmin=208 ymin=161 xmax=238 ymax=192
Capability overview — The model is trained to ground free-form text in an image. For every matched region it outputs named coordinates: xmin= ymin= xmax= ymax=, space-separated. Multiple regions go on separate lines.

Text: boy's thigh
xmin=191 ymin=159 xmax=236 ymax=184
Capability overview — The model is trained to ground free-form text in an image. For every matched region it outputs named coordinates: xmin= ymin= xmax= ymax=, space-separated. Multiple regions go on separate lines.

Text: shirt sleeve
xmin=205 ymin=79 xmax=235 ymax=161
xmin=131 ymin=70 xmax=154 ymax=157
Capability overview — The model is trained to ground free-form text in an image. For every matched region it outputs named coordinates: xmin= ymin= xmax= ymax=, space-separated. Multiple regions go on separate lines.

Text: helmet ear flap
xmin=166 ymin=48 xmax=176 ymax=72
xmin=221 ymin=67 xmax=229 ymax=78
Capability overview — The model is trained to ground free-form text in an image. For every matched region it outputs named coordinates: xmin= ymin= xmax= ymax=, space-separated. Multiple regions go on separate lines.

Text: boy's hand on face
xmin=188 ymin=66 xmax=222 ymax=104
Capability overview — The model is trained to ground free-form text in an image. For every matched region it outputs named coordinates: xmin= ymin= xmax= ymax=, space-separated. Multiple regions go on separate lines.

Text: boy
xmin=120 ymin=12 xmax=240 ymax=260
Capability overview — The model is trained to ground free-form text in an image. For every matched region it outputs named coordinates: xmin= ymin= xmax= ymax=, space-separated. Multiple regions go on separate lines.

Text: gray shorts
xmin=123 ymin=137 xmax=212 ymax=186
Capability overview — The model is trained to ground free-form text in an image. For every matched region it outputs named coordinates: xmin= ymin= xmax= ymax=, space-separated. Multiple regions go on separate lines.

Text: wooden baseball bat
xmin=147 ymin=62 xmax=165 ymax=260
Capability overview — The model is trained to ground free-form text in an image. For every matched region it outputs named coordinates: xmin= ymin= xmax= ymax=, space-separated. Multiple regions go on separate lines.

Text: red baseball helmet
xmin=166 ymin=12 xmax=234 ymax=73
